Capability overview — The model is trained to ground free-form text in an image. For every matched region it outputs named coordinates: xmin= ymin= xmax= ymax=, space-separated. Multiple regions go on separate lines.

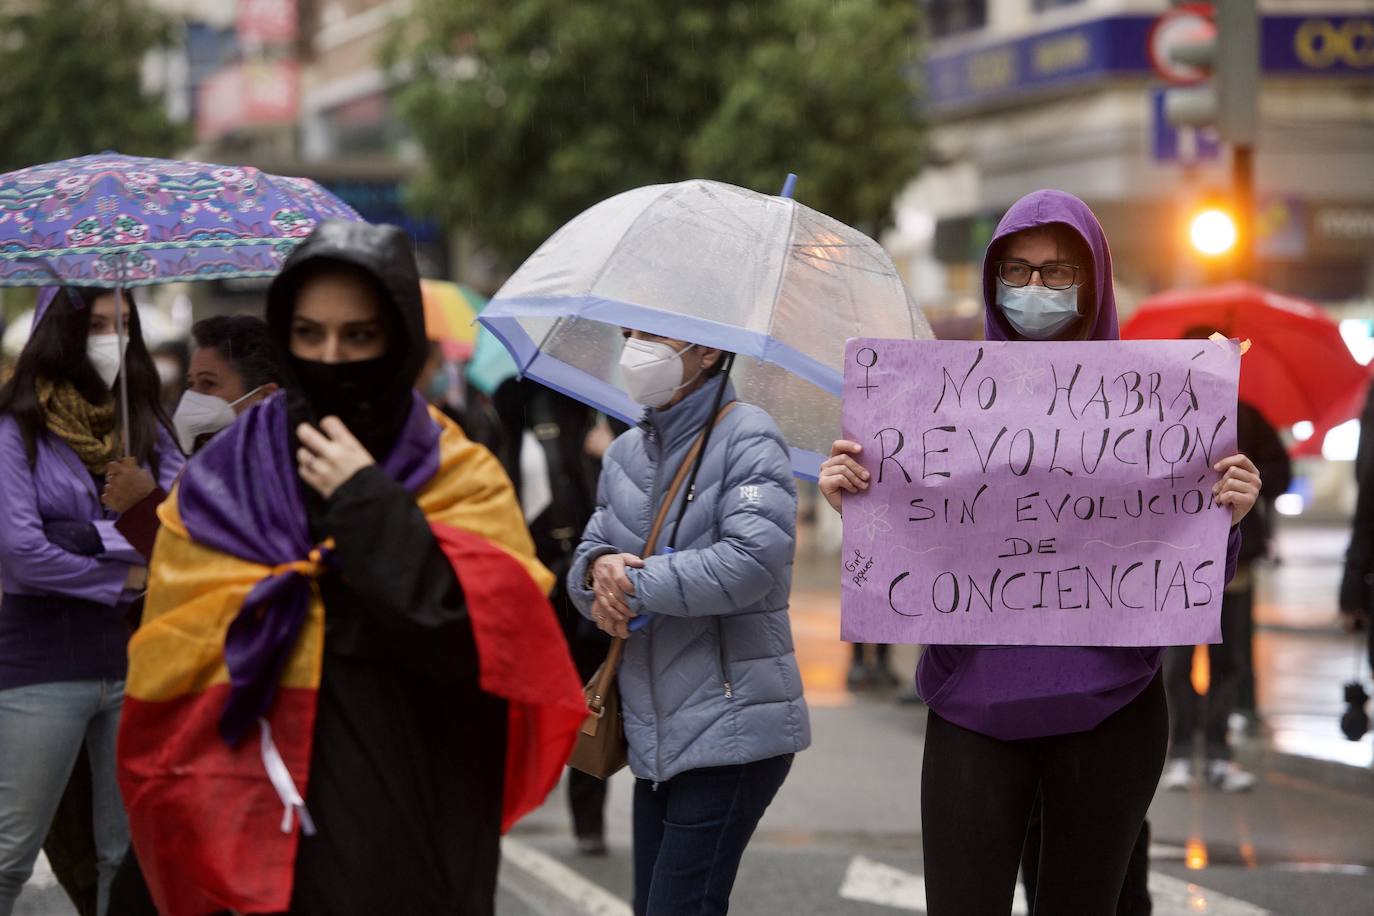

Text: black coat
xmin=265 ymin=223 xmax=506 ymax=914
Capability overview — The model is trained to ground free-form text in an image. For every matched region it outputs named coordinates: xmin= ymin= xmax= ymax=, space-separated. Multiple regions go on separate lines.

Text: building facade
xmin=887 ymin=0 xmax=1374 ymax=331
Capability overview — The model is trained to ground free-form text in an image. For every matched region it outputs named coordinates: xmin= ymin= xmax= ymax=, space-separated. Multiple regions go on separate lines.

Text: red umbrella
xmin=1291 ymin=366 xmax=1372 ymax=458
xmin=1122 ymin=282 xmax=1366 ymax=430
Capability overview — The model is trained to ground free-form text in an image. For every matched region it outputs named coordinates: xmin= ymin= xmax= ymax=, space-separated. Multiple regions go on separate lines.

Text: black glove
xmin=44 ymin=520 xmax=104 ymax=557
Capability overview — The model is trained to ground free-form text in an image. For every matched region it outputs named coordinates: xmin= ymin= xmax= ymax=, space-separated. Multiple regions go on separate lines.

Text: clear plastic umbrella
xmin=479 ymin=179 xmax=932 ymax=478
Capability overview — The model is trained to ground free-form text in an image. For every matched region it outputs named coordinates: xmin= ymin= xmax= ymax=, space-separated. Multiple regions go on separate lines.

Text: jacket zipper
xmin=642 ymin=424 xmax=665 ymax=783
xmin=716 ymin=617 xmax=733 ymax=698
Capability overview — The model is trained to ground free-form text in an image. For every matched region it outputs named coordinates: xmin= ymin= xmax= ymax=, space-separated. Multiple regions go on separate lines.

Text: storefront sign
xmin=928 ymin=14 xmax=1374 ymax=112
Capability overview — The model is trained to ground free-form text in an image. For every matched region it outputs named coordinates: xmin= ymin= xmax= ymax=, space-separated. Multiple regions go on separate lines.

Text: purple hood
xmin=983 ymin=188 xmax=1119 ymax=343
xmin=917 ymin=189 xmax=1239 ymax=741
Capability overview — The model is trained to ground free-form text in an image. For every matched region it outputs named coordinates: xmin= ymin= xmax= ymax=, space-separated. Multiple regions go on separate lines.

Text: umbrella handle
xmin=115 ymin=283 xmax=130 ymax=458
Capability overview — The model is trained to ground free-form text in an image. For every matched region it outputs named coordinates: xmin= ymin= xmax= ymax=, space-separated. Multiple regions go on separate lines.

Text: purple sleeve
xmin=0 ymin=422 xmax=127 ymax=604
xmin=1223 ymin=526 xmax=1242 ymax=586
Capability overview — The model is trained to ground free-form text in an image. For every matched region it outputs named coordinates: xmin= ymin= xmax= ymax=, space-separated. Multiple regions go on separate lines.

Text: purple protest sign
xmin=839 ymin=338 xmax=1240 ymax=647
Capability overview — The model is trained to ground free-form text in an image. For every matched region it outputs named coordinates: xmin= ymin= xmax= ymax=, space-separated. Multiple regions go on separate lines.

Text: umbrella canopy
xmin=1291 ymin=366 xmax=1372 ymax=458
xmin=0 ymin=151 xmax=362 ymax=455
xmin=479 ymin=179 xmax=932 ymax=478
xmin=420 ymin=279 xmax=483 ymax=360
xmin=1121 ymin=282 xmax=1366 ymax=429
xmin=0 ymin=152 xmax=359 ymax=288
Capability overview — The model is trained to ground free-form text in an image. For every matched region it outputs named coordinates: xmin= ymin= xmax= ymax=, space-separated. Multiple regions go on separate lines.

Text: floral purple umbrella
xmin=0 ymin=152 xmax=359 ymax=287
xmin=0 ymin=151 xmax=363 ymax=451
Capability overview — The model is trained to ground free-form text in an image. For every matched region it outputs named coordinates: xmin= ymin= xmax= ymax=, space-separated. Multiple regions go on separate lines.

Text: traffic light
xmin=1189 ymin=208 xmax=1238 ymax=256
xmin=1162 ymin=2 xmax=1259 ymax=144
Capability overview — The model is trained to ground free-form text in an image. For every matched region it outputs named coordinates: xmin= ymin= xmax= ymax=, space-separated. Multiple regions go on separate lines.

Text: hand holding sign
xmin=839 ymin=338 xmax=1246 ymax=648
xmin=819 ymin=440 xmax=869 ymax=514
xmin=1212 ymin=454 xmax=1261 ymax=525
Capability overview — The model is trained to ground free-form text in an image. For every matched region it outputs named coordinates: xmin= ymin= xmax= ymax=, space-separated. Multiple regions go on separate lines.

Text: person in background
xmin=570 ymin=328 xmax=809 ymax=916
xmin=95 ymin=314 xmax=284 ymax=916
xmin=101 ymin=314 xmax=282 ymax=559
xmin=417 ymin=340 xmax=504 ymax=454
xmin=847 ymin=642 xmax=900 ymax=691
xmin=117 ymin=221 xmax=584 ymax=916
xmin=1231 ymin=402 xmax=1292 ymax=721
xmin=1162 ymin=399 xmax=1291 ymax=792
xmin=493 ymin=377 xmax=611 ymax=855
xmin=0 ymin=287 xmax=183 ymax=916
xmin=1339 ymin=386 xmax=1374 ymax=688
xmin=819 ymin=190 xmax=1259 ymax=914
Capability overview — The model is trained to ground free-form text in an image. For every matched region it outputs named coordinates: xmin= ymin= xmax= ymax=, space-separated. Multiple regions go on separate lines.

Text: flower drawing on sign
xmin=1007 ymin=353 xmax=1045 ymax=395
xmin=856 ymin=501 xmax=893 ymax=540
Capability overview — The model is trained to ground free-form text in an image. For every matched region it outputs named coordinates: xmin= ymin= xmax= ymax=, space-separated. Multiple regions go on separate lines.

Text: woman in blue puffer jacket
xmin=568 ymin=328 xmax=811 ymax=916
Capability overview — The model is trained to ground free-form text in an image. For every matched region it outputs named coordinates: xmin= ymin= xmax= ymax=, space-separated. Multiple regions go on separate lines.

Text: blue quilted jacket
xmin=568 ymin=380 xmax=811 ymax=782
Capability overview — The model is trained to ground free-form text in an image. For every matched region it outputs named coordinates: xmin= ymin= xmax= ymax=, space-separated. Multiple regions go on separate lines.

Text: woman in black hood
xmin=118 ymin=221 xmax=584 ymax=916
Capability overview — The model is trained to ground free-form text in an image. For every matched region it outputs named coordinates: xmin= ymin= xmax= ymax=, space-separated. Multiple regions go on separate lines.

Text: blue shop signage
xmin=928 ymin=14 xmax=1374 ymax=112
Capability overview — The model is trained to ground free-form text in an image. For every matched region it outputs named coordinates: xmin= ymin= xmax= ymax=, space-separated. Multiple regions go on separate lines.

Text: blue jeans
xmin=632 ymin=754 xmax=793 ymax=916
xmin=0 ymin=680 xmax=129 ymax=916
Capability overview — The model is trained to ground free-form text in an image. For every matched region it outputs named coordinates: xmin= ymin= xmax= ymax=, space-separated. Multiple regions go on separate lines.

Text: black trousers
xmin=1022 ymin=812 xmax=1153 ymax=915
xmin=921 ymin=674 xmax=1168 ymax=916
xmin=1163 ymin=585 xmax=1247 ymax=760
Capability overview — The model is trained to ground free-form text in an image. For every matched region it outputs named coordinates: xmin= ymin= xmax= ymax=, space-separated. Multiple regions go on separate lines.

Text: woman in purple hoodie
xmin=0 ymin=287 xmax=183 ymax=916
xmin=819 ymin=190 xmax=1261 ymax=914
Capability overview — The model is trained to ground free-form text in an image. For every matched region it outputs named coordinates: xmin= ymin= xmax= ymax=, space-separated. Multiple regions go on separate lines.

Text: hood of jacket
xmin=265 ymin=220 xmax=426 ymax=458
xmin=982 ymin=189 xmax=1118 ymax=343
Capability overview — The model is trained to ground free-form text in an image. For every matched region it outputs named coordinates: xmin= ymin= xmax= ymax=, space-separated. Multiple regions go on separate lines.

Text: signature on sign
xmin=845 ymin=549 xmax=875 ymax=589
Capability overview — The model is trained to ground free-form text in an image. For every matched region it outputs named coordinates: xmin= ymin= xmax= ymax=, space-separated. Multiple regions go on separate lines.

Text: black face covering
xmin=288 ymin=353 xmax=411 ymax=462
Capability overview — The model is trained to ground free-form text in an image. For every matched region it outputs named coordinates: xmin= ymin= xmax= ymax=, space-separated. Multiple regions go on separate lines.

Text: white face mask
xmin=86 ymin=334 xmax=127 ymax=389
xmin=996 ymin=283 xmax=1082 ymax=340
xmin=171 ymin=387 xmax=263 ymax=454
xmin=618 ymin=338 xmax=699 ymax=408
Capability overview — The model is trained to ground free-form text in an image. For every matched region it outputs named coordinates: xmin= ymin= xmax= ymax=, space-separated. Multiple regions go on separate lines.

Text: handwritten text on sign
xmin=839 ymin=339 xmax=1240 ymax=647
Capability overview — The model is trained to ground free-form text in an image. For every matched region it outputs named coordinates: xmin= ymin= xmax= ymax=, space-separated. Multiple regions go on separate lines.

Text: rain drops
xmin=486 ymin=85 xmax=508 ymax=109
xmin=528 ymin=47 xmax=551 ymax=72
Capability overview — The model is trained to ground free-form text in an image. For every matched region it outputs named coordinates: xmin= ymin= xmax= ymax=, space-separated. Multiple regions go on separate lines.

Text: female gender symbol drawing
xmin=856 ymin=347 xmax=879 ymax=398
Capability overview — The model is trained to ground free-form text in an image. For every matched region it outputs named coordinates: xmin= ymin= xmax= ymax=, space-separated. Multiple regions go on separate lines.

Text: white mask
xmin=86 ymin=334 xmax=127 ymax=389
xmin=618 ymin=338 xmax=699 ymax=408
xmin=171 ymin=387 xmax=263 ymax=454
xmin=996 ymin=283 xmax=1082 ymax=340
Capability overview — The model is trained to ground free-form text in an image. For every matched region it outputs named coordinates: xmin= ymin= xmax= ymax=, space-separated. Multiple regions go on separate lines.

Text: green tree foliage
xmin=0 ymin=0 xmax=188 ymax=173
xmin=389 ymin=0 xmax=924 ymax=267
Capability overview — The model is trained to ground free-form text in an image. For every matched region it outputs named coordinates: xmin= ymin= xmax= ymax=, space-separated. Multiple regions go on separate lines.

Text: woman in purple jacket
xmin=819 ymin=190 xmax=1261 ymax=914
xmin=0 ymin=287 xmax=183 ymax=916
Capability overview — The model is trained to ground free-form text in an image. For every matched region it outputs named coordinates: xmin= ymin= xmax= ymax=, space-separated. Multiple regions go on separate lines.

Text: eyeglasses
xmin=995 ymin=259 xmax=1081 ymax=291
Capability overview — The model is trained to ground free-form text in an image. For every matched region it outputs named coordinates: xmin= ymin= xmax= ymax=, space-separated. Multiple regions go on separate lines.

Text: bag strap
xmin=589 ymin=401 xmax=739 ymax=698
xmin=644 ymin=401 xmax=738 ymax=557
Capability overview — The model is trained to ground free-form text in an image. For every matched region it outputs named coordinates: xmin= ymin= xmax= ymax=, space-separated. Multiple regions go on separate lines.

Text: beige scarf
xmin=35 ymin=379 xmax=119 ymax=472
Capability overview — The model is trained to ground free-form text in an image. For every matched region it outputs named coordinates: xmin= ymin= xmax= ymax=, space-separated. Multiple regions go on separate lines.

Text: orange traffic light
xmin=1189 ymin=208 xmax=1238 ymax=256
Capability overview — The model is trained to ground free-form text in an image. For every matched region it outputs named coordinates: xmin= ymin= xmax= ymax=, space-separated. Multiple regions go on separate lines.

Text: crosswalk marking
xmin=837 ymin=855 xmax=1270 ymax=915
